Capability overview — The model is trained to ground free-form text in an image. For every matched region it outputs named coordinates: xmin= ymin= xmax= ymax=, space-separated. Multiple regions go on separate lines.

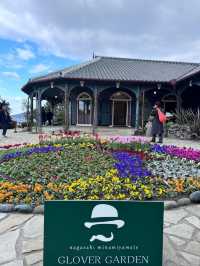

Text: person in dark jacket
xmin=0 ymin=103 xmax=11 ymax=137
xmin=150 ymin=101 xmax=164 ymax=143
xmin=41 ymin=107 xmax=46 ymax=125
xmin=46 ymin=110 xmax=53 ymax=126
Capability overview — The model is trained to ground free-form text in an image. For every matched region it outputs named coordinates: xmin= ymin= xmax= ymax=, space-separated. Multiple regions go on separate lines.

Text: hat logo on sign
xmin=84 ymin=204 xmax=125 ymax=242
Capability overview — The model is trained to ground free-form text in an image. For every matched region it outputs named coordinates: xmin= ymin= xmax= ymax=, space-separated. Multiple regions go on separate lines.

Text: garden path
xmin=1 ymin=129 xmax=200 ymax=149
xmin=0 ymin=204 xmax=199 ymax=266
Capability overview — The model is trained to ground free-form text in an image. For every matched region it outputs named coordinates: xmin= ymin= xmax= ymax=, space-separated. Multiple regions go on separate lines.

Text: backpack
xmin=157 ymin=108 xmax=167 ymax=123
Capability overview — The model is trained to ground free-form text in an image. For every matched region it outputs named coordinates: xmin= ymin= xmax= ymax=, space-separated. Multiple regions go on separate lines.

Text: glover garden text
xmin=57 ymin=255 xmax=150 ymax=264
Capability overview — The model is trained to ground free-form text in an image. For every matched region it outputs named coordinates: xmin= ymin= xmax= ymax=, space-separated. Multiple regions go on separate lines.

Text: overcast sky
xmin=1 ymin=0 xmax=200 ymax=113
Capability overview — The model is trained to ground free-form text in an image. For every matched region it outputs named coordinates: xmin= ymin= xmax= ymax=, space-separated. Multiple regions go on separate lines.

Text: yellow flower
xmin=117 ymin=193 xmax=126 ymax=199
xmin=158 ymin=188 xmax=165 ymax=196
xmin=109 ymin=169 xmax=117 ymax=175
xmin=130 ymin=191 xmax=140 ymax=198
xmin=131 ymin=184 xmax=137 ymax=190
xmin=104 ymin=194 xmax=112 ymax=200
xmin=34 ymin=183 xmax=43 ymax=193
xmin=68 ymin=186 xmax=75 ymax=193
xmin=87 ymin=195 xmax=99 ymax=200
xmin=112 ymin=177 xmax=120 ymax=183
xmin=53 ymin=144 xmax=62 ymax=148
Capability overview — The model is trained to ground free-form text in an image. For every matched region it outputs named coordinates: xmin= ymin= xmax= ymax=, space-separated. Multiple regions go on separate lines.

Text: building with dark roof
xmin=21 ymin=56 xmax=200 ymax=131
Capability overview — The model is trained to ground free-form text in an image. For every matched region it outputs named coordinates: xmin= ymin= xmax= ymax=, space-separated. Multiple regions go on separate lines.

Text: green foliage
xmin=40 ymin=136 xmax=98 ymax=146
xmin=106 ymin=142 xmax=151 ymax=152
xmin=53 ymin=103 xmax=64 ymax=125
xmin=134 ymin=128 xmax=146 ymax=136
xmin=174 ymin=108 xmax=200 ymax=138
xmin=0 ymin=145 xmax=115 ymax=183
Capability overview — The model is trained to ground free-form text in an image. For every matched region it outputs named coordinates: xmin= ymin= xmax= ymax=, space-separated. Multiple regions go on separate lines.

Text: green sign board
xmin=44 ymin=201 xmax=164 ymax=265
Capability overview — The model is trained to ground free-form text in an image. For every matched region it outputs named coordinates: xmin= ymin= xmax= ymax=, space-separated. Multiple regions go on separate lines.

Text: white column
xmin=92 ymin=87 xmax=98 ymax=134
xmin=64 ymin=85 xmax=69 ymax=131
xmin=36 ymin=91 xmax=42 ymax=133
xmin=135 ymin=87 xmax=140 ymax=128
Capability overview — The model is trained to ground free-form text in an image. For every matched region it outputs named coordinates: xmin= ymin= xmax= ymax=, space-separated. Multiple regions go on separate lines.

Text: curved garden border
xmin=0 ymin=136 xmax=200 ymax=211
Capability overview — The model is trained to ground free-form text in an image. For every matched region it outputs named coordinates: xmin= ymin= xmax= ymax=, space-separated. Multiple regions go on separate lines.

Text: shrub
xmin=174 ymin=108 xmax=200 ymax=138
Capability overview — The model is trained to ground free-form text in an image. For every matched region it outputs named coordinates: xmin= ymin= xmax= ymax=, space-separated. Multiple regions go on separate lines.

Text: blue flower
xmin=113 ymin=151 xmax=151 ymax=180
xmin=0 ymin=146 xmax=63 ymax=162
xmin=151 ymin=144 xmax=167 ymax=153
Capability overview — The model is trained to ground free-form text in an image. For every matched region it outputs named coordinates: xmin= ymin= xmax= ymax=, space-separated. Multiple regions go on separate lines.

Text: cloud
xmin=3 ymin=95 xmax=26 ymax=114
xmin=0 ymin=52 xmax=23 ymax=69
xmin=0 ymin=0 xmax=200 ymax=62
xmin=29 ymin=63 xmax=50 ymax=74
xmin=16 ymin=46 xmax=35 ymax=60
xmin=2 ymin=71 xmax=20 ymax=79
xmin=0 ymin=87 xmax=26 ymax=114
xmin=0 ymin=44 xmax=34 ymax=70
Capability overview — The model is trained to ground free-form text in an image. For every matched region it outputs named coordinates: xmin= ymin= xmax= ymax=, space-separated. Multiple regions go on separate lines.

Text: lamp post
xmin=116 ymin=81 xmax=120 ymax=89
xmin=80 ymin=80 xmax=85 ymax=87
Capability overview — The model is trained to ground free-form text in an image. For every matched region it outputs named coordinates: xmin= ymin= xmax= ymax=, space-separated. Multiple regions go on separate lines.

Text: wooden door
xmin=114 ymin=101 xmax=127 ymax=126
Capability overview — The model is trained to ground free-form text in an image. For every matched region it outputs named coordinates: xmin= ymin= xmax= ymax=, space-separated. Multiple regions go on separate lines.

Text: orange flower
xmin=175 ymin=179 xmax=184 ymax=193
xmin=13 ymin=184 xmax=29 ymax=193
xmin=34 ymin=183 xmax=43 ymax=193
xmin=0 ymin=193 xmax=6 ymax=202
xmin=47 ymin=183 xmax=58 ymax=192
xmin=44 ymin=191 xmax=54 ymax=200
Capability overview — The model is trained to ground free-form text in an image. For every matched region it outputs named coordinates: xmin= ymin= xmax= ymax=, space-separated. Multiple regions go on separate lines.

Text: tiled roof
xmin=27 ymin=56 xmax=200 ymax=85
xmin=176 ymin=65 xmax=200 ymax=82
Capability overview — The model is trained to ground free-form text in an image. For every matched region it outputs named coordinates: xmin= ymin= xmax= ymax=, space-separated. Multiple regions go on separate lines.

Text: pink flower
xmin=107 ymin=135 xmax=149 ymax=144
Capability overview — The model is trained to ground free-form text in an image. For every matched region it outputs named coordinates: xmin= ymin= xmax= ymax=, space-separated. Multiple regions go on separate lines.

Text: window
xmin=111 ymin=91 xmax=131 ymax=101
xmin=77 ymin=92 xmax=92 ymax=125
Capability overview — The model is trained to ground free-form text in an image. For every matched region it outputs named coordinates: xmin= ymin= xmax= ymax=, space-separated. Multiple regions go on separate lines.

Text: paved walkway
xmin=0 ymin=204 xmax=199 ymax=266
xmin=0 ymin=131 xmax=39 ymax=146
xmin=1 ymin=129 xmax=200 ymax=149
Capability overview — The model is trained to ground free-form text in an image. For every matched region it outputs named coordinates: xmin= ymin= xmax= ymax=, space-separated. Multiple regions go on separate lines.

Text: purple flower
xmin=151 ymin=144 xmax=200 ymax=161
xmin=113 ymin=151 xmax=151 ymax=180
xmin=151 ymin=144 xmax=167 ymax=153
xmin=0 ymin=146 xmax=63 ymax=162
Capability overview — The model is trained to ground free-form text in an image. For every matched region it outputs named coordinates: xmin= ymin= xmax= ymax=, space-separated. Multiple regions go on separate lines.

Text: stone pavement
xmin=1 ymin=128 xmax=200 ymax=150
xmin=0 ymin=205 xmax=199 ymax=265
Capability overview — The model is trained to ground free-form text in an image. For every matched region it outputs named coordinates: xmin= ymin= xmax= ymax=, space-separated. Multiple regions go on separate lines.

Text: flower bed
xmin=151 ymin=144 xmax=200 ymax=161
xmin=0 ymin=135 xmax=200 ymax=205
xmin=0 ymin=143 xmax=28 ymax=150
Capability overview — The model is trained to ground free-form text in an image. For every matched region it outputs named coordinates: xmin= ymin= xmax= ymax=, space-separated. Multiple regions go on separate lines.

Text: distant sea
xmin=12 ymin=113 xmax=26 ymax=123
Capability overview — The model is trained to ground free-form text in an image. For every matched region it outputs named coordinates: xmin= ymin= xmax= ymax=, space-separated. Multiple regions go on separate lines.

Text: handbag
xmin=145 ymin=121 xmax=152 ymax=137
xmin=157 ymin=108 xmax=167 ymax=123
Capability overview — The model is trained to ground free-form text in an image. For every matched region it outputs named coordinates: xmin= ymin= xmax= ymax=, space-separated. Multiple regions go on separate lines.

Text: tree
xmin=22 ymin=98 xmax=37 ymax=130
xmin=0 ymin=97 xmax=10 ymax=112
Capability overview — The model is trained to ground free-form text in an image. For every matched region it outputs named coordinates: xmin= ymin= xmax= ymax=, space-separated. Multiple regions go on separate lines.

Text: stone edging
xmin=0 ymin=191 xmax=199 ymax=214
xmin=164 ymin=191 xmax=200 ymax=209
xmin=0 ymin=204 xmax=44 ymax=214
